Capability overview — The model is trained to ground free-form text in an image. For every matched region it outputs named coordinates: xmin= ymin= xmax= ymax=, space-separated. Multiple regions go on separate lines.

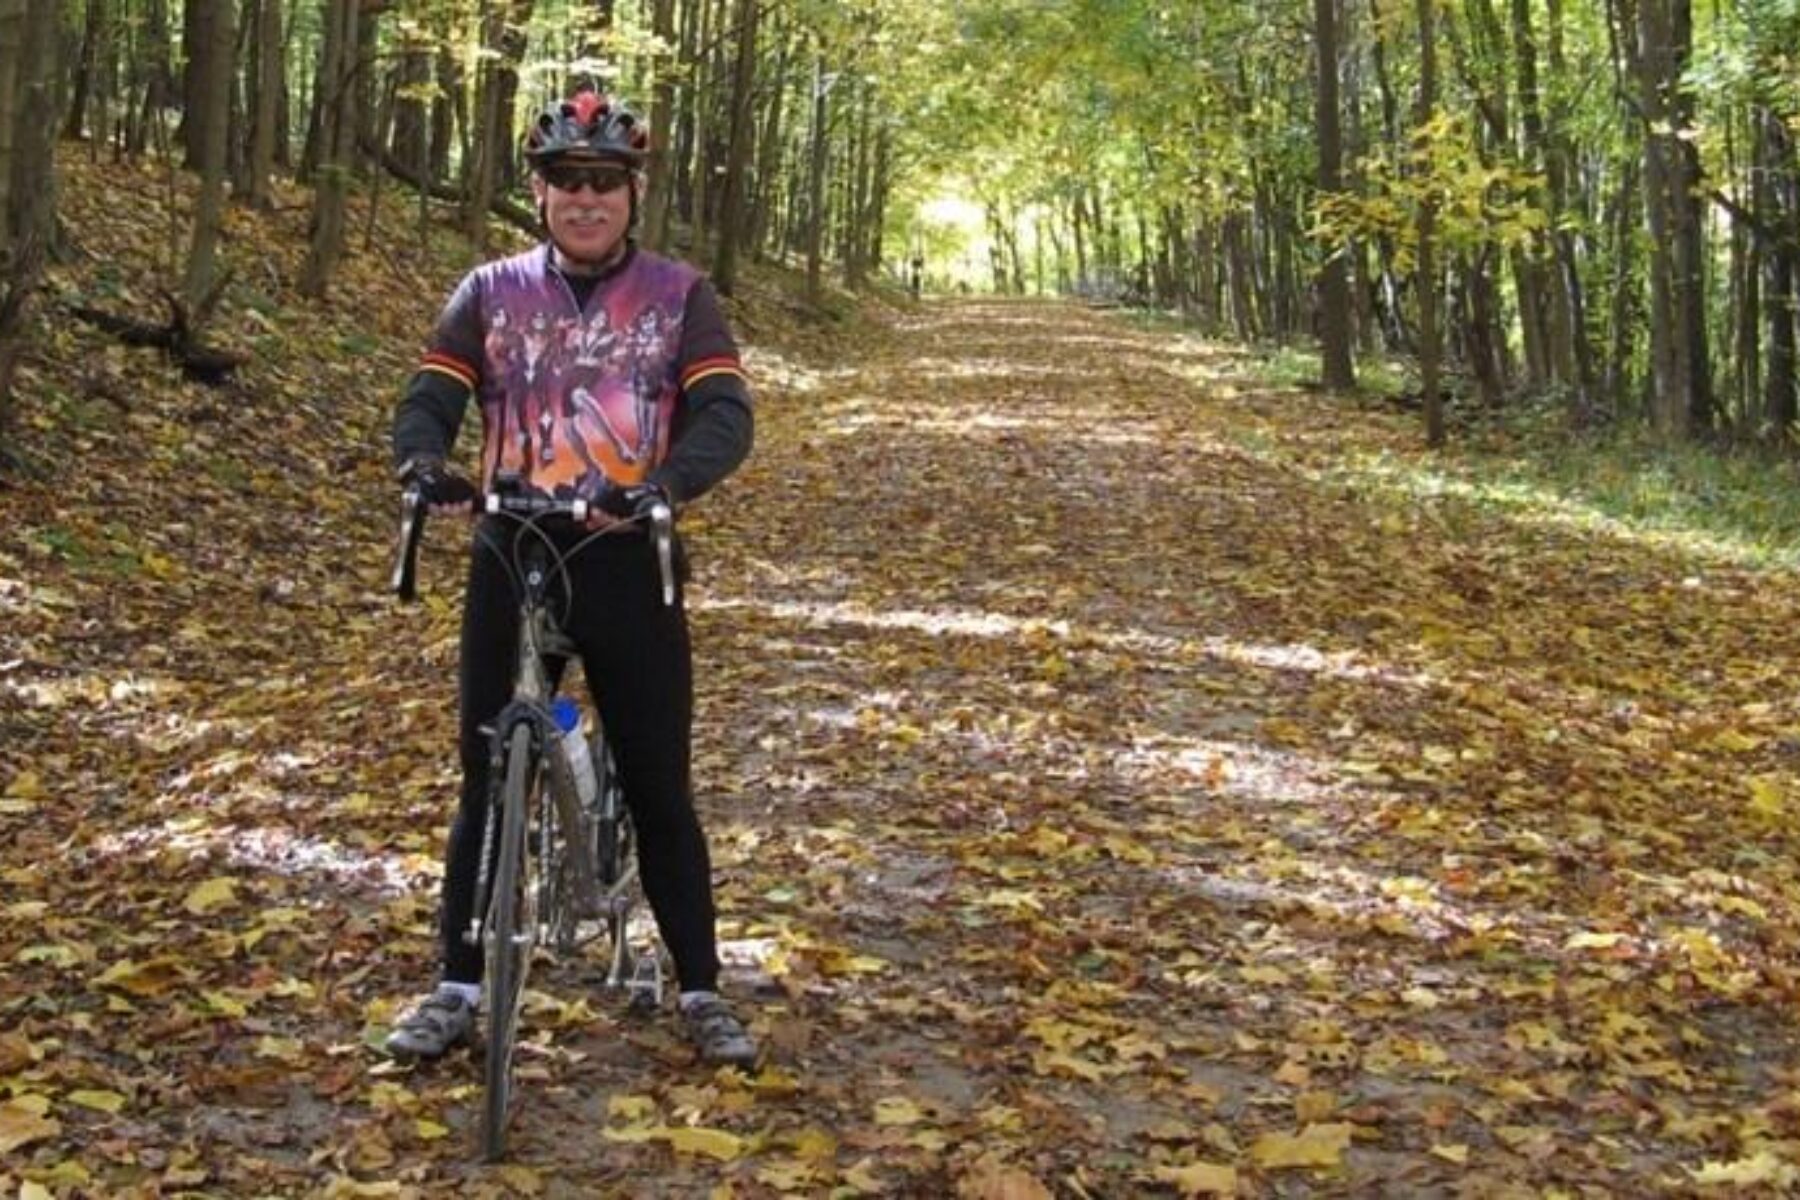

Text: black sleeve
xmin=391 ymin=274 xmax=484 ymax=469
xmin=648 ymin=279 xmax=754 ymax=504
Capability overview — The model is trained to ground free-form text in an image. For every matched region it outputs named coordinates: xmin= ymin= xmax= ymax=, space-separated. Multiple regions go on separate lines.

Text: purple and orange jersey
xmin=416 ymin=245 xmax=746 ymax=500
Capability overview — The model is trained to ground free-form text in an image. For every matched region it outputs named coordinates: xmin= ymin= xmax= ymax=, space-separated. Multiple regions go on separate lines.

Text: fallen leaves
xmin=1248 ymin=1122 xmax=1355 ymax=1170
xmin=11 ymin=156 xmax=1800 ymax=1196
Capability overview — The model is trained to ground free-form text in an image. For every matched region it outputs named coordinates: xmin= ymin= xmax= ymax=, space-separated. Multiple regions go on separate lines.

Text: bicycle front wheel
xmin=481 ymin=722 xmax=536 ymax=1163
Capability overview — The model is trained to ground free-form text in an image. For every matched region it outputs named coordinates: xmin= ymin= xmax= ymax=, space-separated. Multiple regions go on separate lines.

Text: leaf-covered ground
xmin=7 ymin=161 xmax=1800 ymax=1197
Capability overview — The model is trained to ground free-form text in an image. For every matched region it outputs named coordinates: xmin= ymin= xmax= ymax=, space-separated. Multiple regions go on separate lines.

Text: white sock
xmin=438 ymin=980 xmax=481 ymax=1009
xmin=679 ymin=990 xmax=719 ymax=1013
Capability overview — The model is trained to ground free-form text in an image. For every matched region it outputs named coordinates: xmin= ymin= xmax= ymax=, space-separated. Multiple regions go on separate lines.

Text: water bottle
xmin=551 ymin=696 xmax=599 ymax=812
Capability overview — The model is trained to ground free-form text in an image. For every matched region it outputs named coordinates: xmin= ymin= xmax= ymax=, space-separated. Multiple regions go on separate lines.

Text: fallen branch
xmin=358 ymin=136 xmax=540 ymax=236
xmin=67 ymin=287 xmax=247 ymax=385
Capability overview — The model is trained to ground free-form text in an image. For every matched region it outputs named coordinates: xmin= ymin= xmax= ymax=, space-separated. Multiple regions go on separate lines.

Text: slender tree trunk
xmin=803 ymin=54 xmax=828 ymax=305
xmin=1417 ymin=0 xmax=1444 ymax=447
xmin=749 ymin=16 xmax=789 ymax=260
xmin=301 ymin=0 xmax=357 ymax=296
xmin=1761 ymin=109 xmax=1798 ymax=436
xmin=184 ymin=0 xmax=235 ymax=307
xmin=463 ymin=3 xmax=507 ymax=250
xmin=64 ymin=0 xmax=104 ymax=139
xmin=643 ymin=0 xmax=676 ymax=250
xmin=711 ymin=0 xmax=758 ymax=294
xmin=244 ymin=0 xmax=281 ymax=208
xmin=0 ymin=0 xmax=23 ymax=242
xmin=11 ymin=0 xmax=57 ymax=250
xmin=1315 ymin=0 xmax=1355 ymax=387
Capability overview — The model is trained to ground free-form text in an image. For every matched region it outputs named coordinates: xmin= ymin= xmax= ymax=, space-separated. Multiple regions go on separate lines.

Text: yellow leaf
xmin=494 ymin=1164 xmax=543 ymax=1194
xmin=665 ymin=1126 xmax=745 ymax=1161
xmin=20 ymin=1183 xmax=53 ymax=1200
xmin=4 ymin=771 xmax=43 ymax=799
xmin=874 ymin=1096 xmax=926 ymax=1125
xmin=956 ymin=1153 xmax=1054 ymax=1199
xmin=1691 ymin=1150 xmax=1793 ymax=1186
xmin=184 ymin=877 xmax=238 ymax=915
xmin=756 ymin=1160 xmax=821 ymax=1190
xmin=66 ymin=1089 xmax=127 ymax=1114
xmin=414 ymin=1118 xmax=449 ymax=1141
xmin=1430 ymin=1143 xmax=1469 ymax=1164
xmin=201 ymin=990 xmax=249 ymax=1018
xmin=1150 ymin=1161 xmax=1238 ymax=1196
xmin=255 ymin=1036 xmax=304 ymax=1063
xmin=0 ymin=1099 xmax=61 ymax=1155
xmin=1565 ymin=930 xmax=1627 ymax=950
xmin=782 ymin=1125 xmax=837 ymax=1160
xmin=608 ymin=1094 xmax=657 ymax=1122
xmin=1295 ymin=1090 xmax=1337 ymax=1123
xmin=1031 ymin=1050 xmax=1110 ymax=1081
xmin=1747 ymin=776 xmax=1789 ymax=822
xmin=1250 ymin=1122 xmax=1354 ymax=1169
xmin=841 ymin=1160 xmax=885 ymax=1193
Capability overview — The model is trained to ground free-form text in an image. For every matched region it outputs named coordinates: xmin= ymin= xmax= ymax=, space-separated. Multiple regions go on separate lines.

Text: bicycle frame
xmin=392 ymin=478 xmax=676 ymax=1161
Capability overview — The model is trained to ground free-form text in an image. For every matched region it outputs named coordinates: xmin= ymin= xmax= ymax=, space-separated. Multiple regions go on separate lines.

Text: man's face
xmin=532 ymin=155 xmax=639 ymax=264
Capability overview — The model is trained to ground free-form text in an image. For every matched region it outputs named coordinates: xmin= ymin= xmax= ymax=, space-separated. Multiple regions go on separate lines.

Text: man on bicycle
xmin=385 ymin=89 xmax=757 ymax=1067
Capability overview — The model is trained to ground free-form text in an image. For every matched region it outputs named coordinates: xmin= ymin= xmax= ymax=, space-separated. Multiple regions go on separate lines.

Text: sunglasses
xmin=542 ymin=162 xmax=635 ymax=195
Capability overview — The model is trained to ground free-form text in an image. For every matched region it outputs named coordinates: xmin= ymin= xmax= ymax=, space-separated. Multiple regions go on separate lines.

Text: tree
xmin=301 ymin=0 xmax=360 ymax=297
xmin=1314 ymin=0 xmax=1356 ymax=389
xmin=711 ymin=0 xmax=760 ymax=295
xmin=243 ymin=0 xmax=283 ymax=208
xmin=184 ymin=0 xmax=235 ymax=308
xmin=1415 ymin=0 xmax=1443 ymax=447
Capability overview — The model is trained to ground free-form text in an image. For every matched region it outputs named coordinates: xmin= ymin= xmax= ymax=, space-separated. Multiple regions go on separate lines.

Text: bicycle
xmin=392 ymin=469 xmax=678 ymax=1162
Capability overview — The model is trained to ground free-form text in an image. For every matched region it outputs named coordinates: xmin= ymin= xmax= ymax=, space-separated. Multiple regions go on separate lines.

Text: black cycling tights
xmin=438 ymin=522 xmax=719 ymax=993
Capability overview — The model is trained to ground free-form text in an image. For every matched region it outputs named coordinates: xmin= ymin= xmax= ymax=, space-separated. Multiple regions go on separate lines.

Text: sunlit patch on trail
xmin=708 ymin=594 xmax=1436 ymax=689
xmin=87 ymin=818 xmax=431 ymax=895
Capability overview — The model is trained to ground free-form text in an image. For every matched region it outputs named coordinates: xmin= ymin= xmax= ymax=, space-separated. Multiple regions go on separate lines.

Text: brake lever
xmin=649 ymin=501 xmax=674 ymax=607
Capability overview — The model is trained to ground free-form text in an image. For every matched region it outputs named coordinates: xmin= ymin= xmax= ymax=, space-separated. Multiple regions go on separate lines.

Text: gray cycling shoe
xmin=384 ymin=990 xmax=476 ymax=1060
xmin=681 ymin=995 xmax=757 ymax=1067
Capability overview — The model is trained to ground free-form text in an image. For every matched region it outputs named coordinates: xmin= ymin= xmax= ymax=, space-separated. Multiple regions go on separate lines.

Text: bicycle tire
xmin=596 ymin=741 xmax=633 ymax=885
xmin=481 ymin=722 xmax=536 ymax=1163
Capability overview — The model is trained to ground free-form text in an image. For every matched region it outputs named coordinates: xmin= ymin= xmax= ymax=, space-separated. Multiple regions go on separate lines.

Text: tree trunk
xmin=184 ymin=0 xmax=234 ymax=308
xmin=463 ymin=3 xmax=508 ymax=251
xmin=1314 ymin=0 xmax=1356 ymax=387
xmin=11 ymin=0 xmax=58 ymax=255
xmin=711 ymin=0 xmax=758 ymax=294
xmin=1631 ymin=0 xmax=1710 ymax=435
xmin=1761 ymin=108 xmax=1798 ymax=436
xmin=749 ymin=14 xmax=789 ymax=260
xmin=0 ymin=0 xmax=23 ymax=243
xmin=244 ymin=0 xmax=281 ymax=208
xmin=1417 ymin=0 xmax=1444 ymax=447
xmin=64 ymin=0 xmax=104 ymax=140
xmin=803 ymin=54 xmax=828 ymax=305
xmin=642 ymin=0 xmax=676 ymax=250
xmin=688 ymin=0 xmax=716 ymax=254
xmin=301 ymin=0 xmax=357 ymax=297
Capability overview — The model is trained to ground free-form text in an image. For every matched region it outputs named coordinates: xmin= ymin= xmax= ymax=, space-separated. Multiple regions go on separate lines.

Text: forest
xmin=8 ymin=0 xmax=1800 ymax=1193
xmin=1 ymin=0 xmax=1797 ymax=455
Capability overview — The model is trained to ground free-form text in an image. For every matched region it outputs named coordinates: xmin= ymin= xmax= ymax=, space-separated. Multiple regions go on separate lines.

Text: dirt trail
xmin=7 ymin=297 xmax=1800 ymax=1197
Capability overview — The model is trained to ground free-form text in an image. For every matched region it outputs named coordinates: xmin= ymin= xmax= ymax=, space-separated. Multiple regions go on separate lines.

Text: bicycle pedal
xmin=625 ymin=952 xmax=664 ymax=1012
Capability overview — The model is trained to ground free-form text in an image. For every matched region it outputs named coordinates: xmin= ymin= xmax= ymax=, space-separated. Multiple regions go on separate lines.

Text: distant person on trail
xmin=909 ymin=254 xmax=924 ymax=299
xmin=383 ymin=89 xmax=758 ymax=1068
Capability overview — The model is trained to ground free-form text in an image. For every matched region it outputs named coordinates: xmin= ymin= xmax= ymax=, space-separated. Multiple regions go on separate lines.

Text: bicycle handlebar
xmin=391 ymin=490 xmax=675 ymax=608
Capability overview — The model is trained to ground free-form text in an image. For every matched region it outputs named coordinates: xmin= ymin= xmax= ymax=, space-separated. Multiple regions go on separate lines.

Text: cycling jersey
xmin=394 ymin=243 xmax=752 ymax=505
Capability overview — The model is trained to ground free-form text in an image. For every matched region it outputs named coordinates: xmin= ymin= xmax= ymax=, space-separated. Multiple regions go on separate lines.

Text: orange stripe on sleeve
xmin=680 ymin=356 xmax=746 ymax=389
xmin=421 ymin=352 xmax=478 ymax=389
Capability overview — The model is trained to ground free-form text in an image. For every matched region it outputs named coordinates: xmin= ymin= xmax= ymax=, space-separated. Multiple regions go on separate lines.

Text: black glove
xmin=399 ymin=457 xmax=479 ymax=508
xmin=596 ymin=480 xmax=671 ymax=521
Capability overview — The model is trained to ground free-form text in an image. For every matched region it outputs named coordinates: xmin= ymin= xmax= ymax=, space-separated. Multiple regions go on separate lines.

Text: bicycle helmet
xmin=523 ymin=90 xmax=649 ymax=166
